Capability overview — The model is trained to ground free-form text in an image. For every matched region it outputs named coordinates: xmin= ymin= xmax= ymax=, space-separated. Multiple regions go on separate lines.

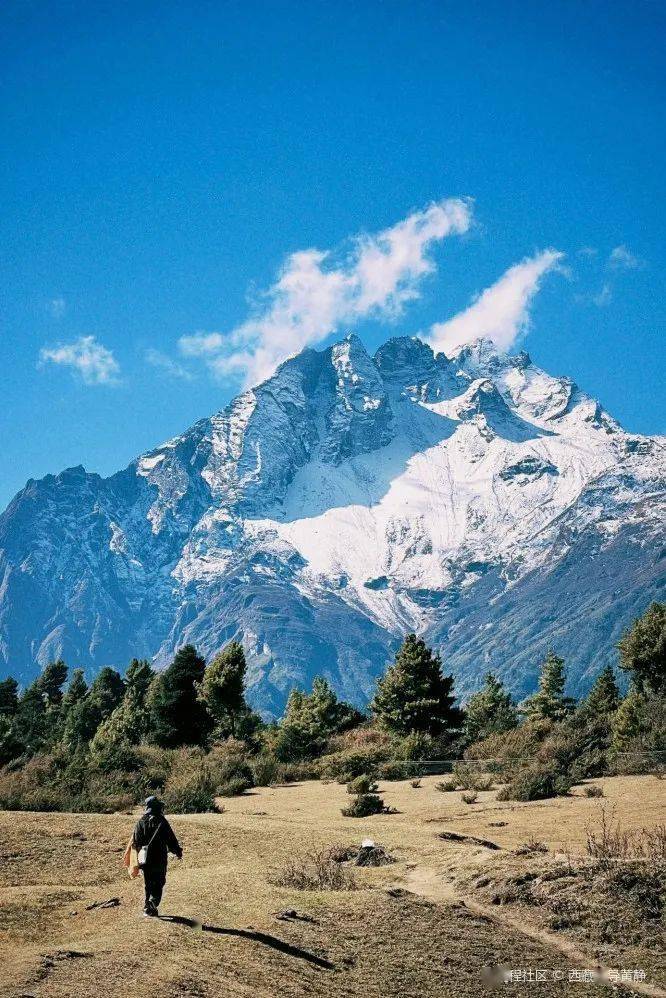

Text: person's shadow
xmin=158 ymin=915 xmax=335 ymax=970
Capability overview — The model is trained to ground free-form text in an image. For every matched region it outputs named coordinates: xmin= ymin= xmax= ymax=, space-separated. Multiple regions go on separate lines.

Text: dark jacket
xmin=133 ymin=811 xmax=182 ymax=871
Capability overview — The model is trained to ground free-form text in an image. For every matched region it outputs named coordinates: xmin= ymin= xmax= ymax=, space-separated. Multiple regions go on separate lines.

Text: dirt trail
xmin=405 ymin=866 xmax=666 ymax=998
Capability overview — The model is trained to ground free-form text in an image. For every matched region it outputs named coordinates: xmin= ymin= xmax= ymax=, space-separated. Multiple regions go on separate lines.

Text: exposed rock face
xmin=1 ymin=334 xmax=664 ymax=714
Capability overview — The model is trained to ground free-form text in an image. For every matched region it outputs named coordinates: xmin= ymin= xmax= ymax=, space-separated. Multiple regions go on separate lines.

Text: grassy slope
xmin=0 ymin=775 xmax=664 ymax=998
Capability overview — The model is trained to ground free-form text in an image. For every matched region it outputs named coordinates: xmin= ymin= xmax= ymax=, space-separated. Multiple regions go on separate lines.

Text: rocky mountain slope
xmin=1 ymin=334 xmax=663 ymax=714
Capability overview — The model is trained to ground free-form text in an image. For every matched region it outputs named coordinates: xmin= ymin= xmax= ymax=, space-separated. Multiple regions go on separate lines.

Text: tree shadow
xmin=158 ymin=915 xmax=334 ymax=969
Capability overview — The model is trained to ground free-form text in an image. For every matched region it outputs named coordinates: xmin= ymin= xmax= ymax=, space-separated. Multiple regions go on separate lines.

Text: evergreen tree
xmin=62 ymin=667 xmax=124 ymax=749
xmin=15 ymin=660 xmax=69 ymax=754
xmin=0 ymin=677 xmax=18 ymax=717
xmin=0 ymin=713 xmax=23 ymax=766
xmin=272 ymin=677 xmax=363 ymax=760
xmin=611 ymin=685 xmax=646 ymax=752
xmin=60 ymin=669 xmax=88 ymax=719
xmin=90 ymin=658 xmax=154 ymax=755
xmin=198 ymin=642 xmax=248 ymax=737
xmin=583 ymin=665 xmax=621 ymax=717
xmin=371 ymin=634 xmax=464 ymax=737
xmin=617 ymin=602 xmax=666 ymax=695
xmin=521 ymin=651 xmax=575 ymax=723
xmin=464 ymin=672 xmax=518 ymax=743
xmin=149 ymin=645 xmax=213 ymax=748
xmin=35 ymin=660 xmax=68 ymax=709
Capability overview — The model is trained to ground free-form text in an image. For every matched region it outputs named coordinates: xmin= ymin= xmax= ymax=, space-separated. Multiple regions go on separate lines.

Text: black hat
xmin=145 ymin=796 xmax=164 ymax=812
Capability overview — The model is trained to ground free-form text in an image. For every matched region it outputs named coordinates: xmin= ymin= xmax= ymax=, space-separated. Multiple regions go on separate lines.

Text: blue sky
xmin=1 ymin=0 xmax=664 ymax=510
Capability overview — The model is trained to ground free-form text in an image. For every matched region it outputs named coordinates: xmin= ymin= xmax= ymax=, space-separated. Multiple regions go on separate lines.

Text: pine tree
xmin=272 ymin=677 xmax=362 ymax=760
xmin=611 ymin=685 xmax=646 ymax=752
xmin=521 ymin=651 xmax=575 ymax=723
xmin=149 ymin=645 xmax=213 ymax=748
xmin=62 ymin=667 xmax=124 ymax=748
xmin=464 ymin=672 xmax=518 ymax=743
xmin=371 ymin=634 xmax=463 ymax=736
xmin=0 ymin=677 xmax=18 ymax=717
xmin=583 ymin=665 xmax=621 ymax=717
xmin=617 ymin=602 xmax=666 ymax=695
xmin=198 ymin=642 xmax=248 ymax=737
xmin=0 ymin=715 xmax=23 ymax=767
xmin=15 ymin=660 xmax=69 ymax=754
xmin=91 ymin=658 xmax=154 ymax=755
xmin=60 ymin=669 xmax=88 ymax=719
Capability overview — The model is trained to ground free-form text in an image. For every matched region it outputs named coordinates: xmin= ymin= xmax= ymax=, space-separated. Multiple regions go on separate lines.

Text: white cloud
xmin=48 ymin=297 xmax=66 ymax=318
xmin=39 ymin=335 xmax=120 ymax=385
xmin=179 ymin=198 xmax=472 ymax=386
xmin=145 ymin=348 xmax=193 ymax=381
xmin=608 ymin=245 xmax=645 ymax=270
xmin=426 ymin=249 xmax=564 ymax=355
xmin=592 ymin=283 xmax=613 ymax=308
xmin=178 ymin=332 xmax=225 ymax=357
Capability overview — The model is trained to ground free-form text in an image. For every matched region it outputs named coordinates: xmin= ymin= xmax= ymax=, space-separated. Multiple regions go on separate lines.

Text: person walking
xmin=133 ymin=796 xmax=182 ymax=917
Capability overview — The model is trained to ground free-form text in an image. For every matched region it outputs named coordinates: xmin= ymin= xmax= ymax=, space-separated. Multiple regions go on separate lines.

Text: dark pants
xmin=143 ymin=866 xmax=166 ymax=912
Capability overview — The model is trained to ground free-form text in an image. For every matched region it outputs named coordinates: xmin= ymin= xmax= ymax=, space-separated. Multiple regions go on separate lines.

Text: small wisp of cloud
xmin=145 ymin=348 xmax=193 ymax=381
xmin=47 ymin=297 xmax=66 ymax=318
xmin=39 ymin=335 xmax=120 ymax=385
xmin=178 ymin=197 xmax=473 ymax=386
xmin=426 ymin=249 xmax=564 ymax=355
xmin=608 ymin=245 xmax=645 ymax=270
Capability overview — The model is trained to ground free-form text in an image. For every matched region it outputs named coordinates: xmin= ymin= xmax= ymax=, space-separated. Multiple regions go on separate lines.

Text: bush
xmin=0 ymin=755 xmax=61 ymax=811
xmin=251 ymin=754 xmax=279 ymax=787
xmin=207 ymin=740 xmax=255 ymax=795
xmin=435 ymin=778 xmax=458 ymax=793
xmin=346 ymin=774 xmax=378 ymax=795
xmin=461 ymin=791 xmax=478 ymax=804
xmin=410 ymin=778 xmax=422 ymax=789
xmin=270 ymin=846 xmax=356 ymax=891
xmin=217 ymin=776 xmax=251 ymax=797
xmin=162 ymin=761 xmax=218 ymax=813
xmin=515 ymin=837 xmax=548 ymax=855
xmin=319 ymin=747 xmax=386 ymax=783
xmin=465 ymin=721 xmax=551 ymax=776
xmin=452 ymin=762 xmax=493 ymax=791
xmin=269 ymin=760 xmax=319 ymax=783
xmin=584 ymin=785 xmax=604 ymax=798
xmin=375 ymin=760 xmax=416 ymax=781
xmin=342 ymin=793 xmax=387 ymax=817
xmin=496 ymin=765 xmax=572 ymax=802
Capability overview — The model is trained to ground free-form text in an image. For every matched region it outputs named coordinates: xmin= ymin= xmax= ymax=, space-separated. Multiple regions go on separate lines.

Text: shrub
xmin=0 ymin=754 xmax=61 ymax=811
xmin=515 ymin=837 xmax=548 ymax=855
xmin=274 ymin=760 xmax=320 ymax=783
xmin=270 ymin=846 xmax=356 ymax=891
xmin=346 ymin=774 xmax=378 ymax=795
xmin=410 ymin=778 xmax=422 ymax=789
xmin=318 ymin=747 xmax=386 ymax=783
xmin=452 ymin=762 xmax=493 ymax=791
xmin=217 ymin=776 xmax=251 ymax=797
xmin=461 ymin=791 xmax=478 ymax=804
xmin=375 ymin=760 xmax=415 ymax=781
xmin=342 ymin=793 xmax=387 ymax=817
xmin=465 ymin=721 xmax=551 ymax=777
xmin=207 ymin=740 xmax=255 ymax=795
xmin=134 ymin=745 xmax=172 ymax=792
xmin=496 ymin=765 xmax=572 ymax=802
xmin=435 ymin=778 xmax=458 ymax=793
xmin=162 ymin=763 xmax=218 ymax=813
xmin=251 ymin=754 xmax=279 ymax=787
xmin=584 ymin=785 xmax=604 ymax=798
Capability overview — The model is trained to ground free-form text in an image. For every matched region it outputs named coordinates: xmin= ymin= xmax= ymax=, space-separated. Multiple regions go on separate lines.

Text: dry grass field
xmin=0 ymin=775 xmax=664 ymax=998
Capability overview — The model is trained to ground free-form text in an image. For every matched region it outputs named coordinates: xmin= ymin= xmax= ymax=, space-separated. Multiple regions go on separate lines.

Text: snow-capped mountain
xmin=1 ymin=334 xmax=664 ymax=715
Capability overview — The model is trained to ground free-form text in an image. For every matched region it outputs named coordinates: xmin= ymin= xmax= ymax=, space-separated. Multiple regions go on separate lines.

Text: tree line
xmin=0 ymin=602 xmax=663 ymax=812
